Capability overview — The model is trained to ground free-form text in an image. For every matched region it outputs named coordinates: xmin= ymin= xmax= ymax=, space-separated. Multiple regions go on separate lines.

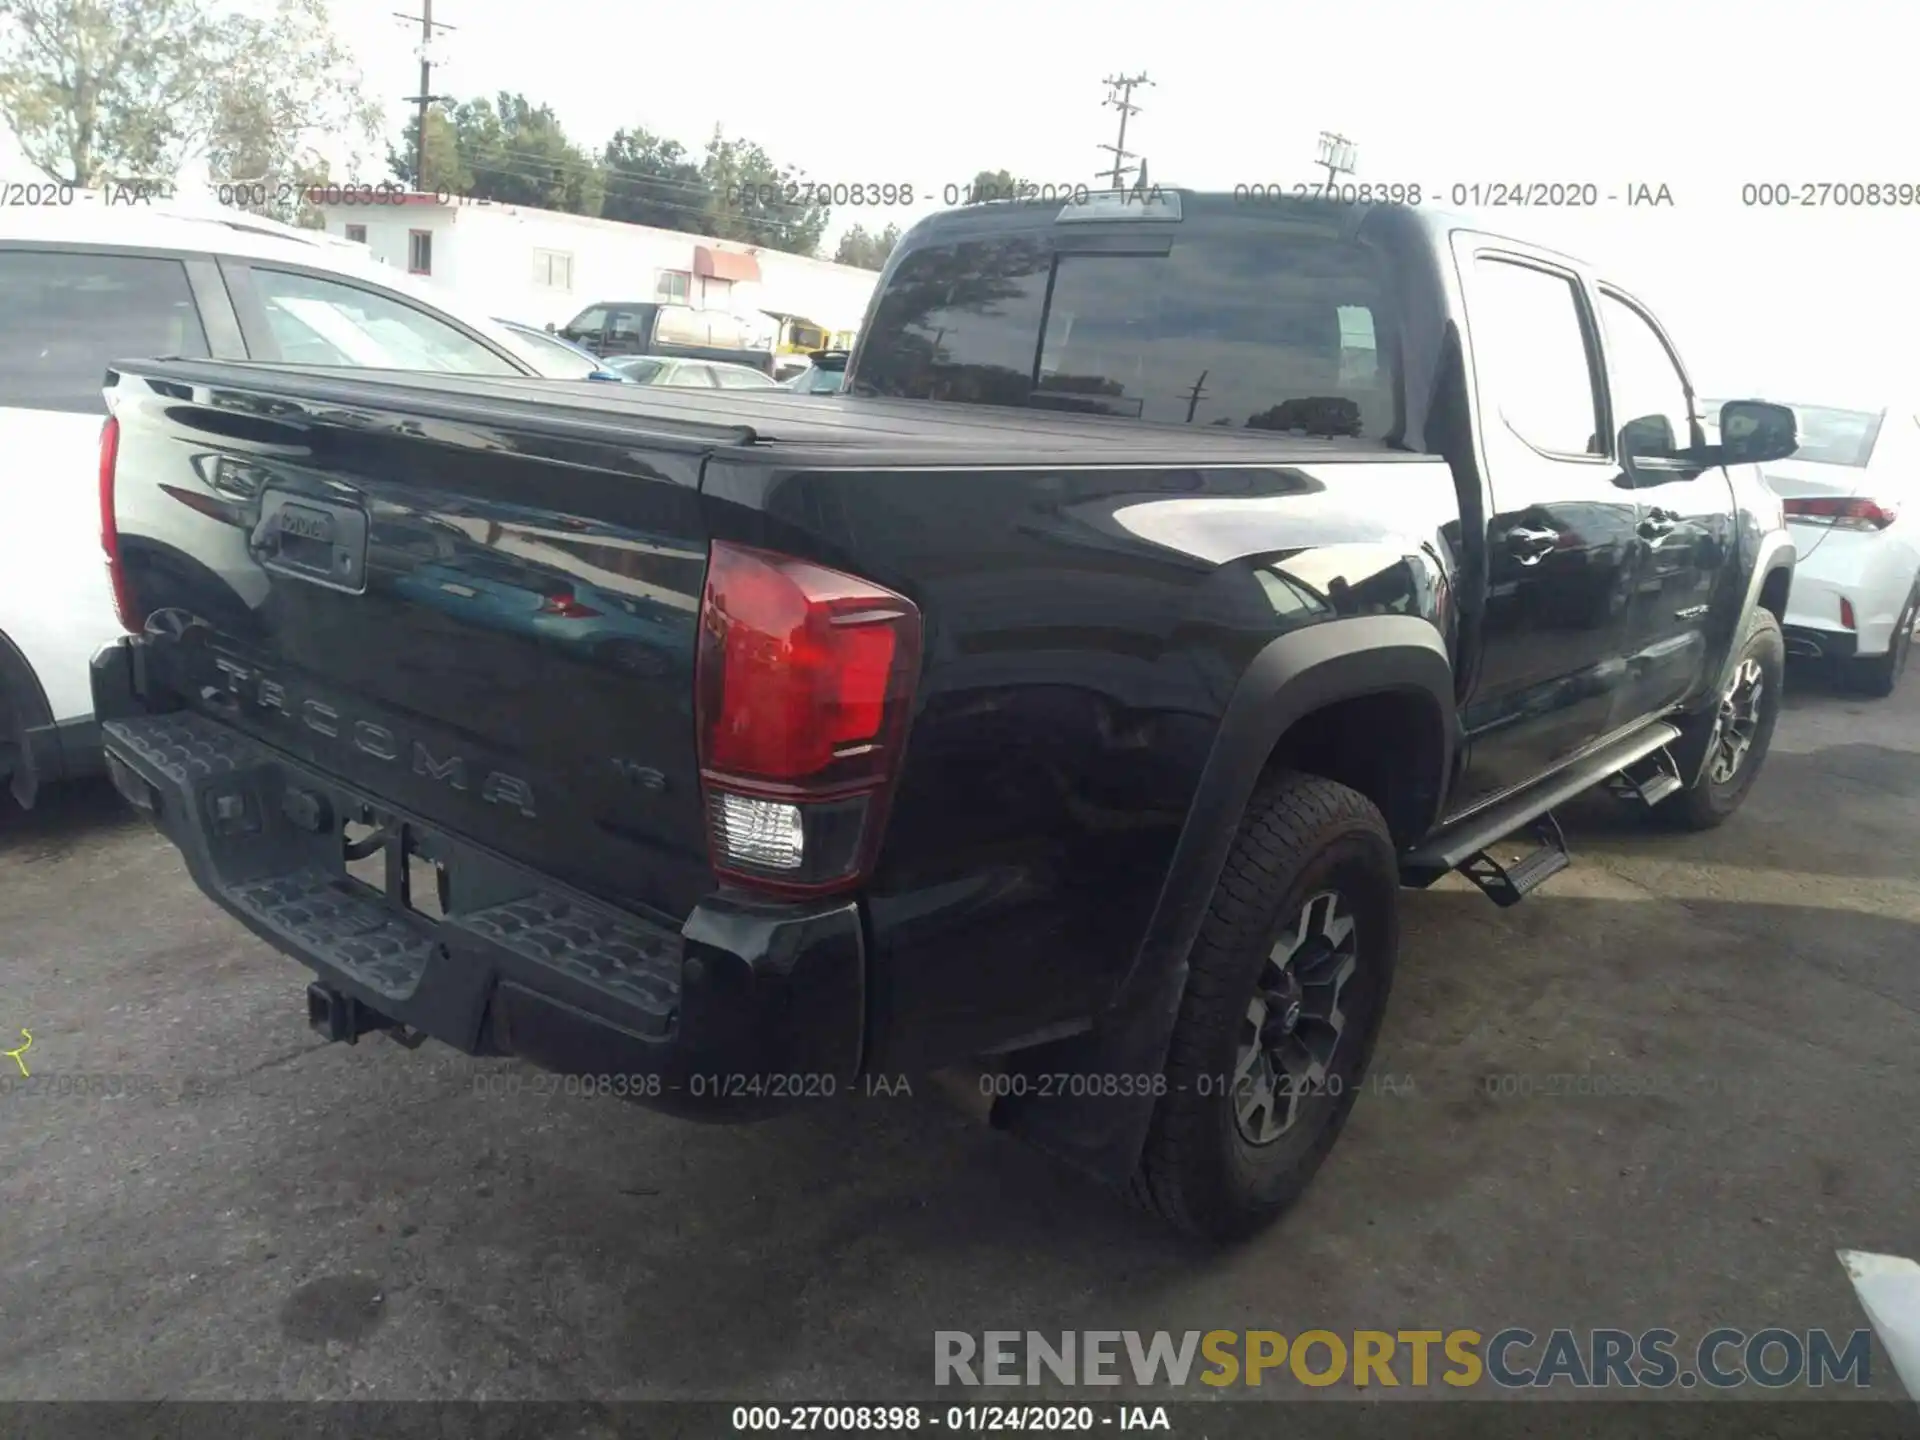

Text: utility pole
xmin=1315 ymin=131 xmax=1358 ymax=193
xmin=1095 ymin=73 xmax=1152 ymax=192
xmin=1182 ymin=370 xmax=1209 ymax=424
xmin=394 ymin=0 xmax=456 ymax=190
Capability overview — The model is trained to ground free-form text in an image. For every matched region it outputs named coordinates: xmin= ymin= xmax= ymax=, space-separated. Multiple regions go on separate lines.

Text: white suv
xmin=0 ymin=197 xmax=561 ymax=807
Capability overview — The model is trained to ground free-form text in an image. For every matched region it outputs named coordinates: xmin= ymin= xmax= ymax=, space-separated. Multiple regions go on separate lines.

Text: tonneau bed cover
xmin=108 ymin=358 xmax=1422 ymax=468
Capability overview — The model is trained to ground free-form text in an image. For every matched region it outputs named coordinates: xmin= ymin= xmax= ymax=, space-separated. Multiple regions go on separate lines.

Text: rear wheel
xmin=1845 ymin=581 xmax=1918 ymax=699
xmin=1129 ymin=772 xmax=1398 ymax=1241
xmin=1657 ymin=608 xmax=1785 ymax=831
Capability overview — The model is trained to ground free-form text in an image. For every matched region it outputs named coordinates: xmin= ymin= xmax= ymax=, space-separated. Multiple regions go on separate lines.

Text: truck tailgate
xmin=105 ymin=368 xmax=721 ymax=924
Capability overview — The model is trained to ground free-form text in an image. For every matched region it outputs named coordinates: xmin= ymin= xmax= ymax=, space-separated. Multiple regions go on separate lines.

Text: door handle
xmin=1637 ymin=511 xmax=1676 ymax=539
xmin=1506 ymin=525 xmax=1559 ymax=564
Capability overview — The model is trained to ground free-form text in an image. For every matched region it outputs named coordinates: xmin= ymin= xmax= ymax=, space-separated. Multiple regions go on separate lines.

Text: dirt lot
xmin=1 ymin=665 xmax=1916 ymax=1406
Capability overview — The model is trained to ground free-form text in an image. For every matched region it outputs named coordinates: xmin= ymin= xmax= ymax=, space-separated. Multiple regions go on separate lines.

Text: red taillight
xmin=694 ymin=541 xmax=922 ymax=896
xmin=538 ymin=590 xmax=601 ymax=618
xmin=1783 ymin=496 xmax=1899 ymax=530
xmin=1840 ymin=597 xmax=1857 ymax=630
xmin=98 ymin=414 xmax=141 ymax=633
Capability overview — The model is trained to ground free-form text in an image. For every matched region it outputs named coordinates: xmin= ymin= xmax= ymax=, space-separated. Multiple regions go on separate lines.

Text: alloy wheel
xmin=1709 ymin=656 xmax=1765 ymax=785
xmin=1232 ymin=890 xmax=1359 ymax=1146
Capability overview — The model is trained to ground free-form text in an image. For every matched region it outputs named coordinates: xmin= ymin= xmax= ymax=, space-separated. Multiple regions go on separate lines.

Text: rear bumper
xmin=90 ymin=640 xmax=865 ymax=1117
xmin=1783 ymin=525 xmax=1918 ymax=658
xmin=1783 ymin=624 xmax=1857 ymax=661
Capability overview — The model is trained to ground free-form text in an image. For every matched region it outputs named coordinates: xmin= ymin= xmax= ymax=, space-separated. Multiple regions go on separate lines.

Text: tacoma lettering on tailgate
xmin=211 ymin=657 xmax=537 ymax=817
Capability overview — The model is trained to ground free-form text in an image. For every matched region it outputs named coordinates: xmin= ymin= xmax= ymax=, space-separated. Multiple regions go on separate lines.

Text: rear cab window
xmin=0 ymin=249 xmax=210 ymax=413
xmin=850 ymin=206 xmax=1399 ymax=438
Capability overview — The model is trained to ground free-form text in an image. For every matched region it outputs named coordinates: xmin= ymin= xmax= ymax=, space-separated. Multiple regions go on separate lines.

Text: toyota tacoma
xmin=88 ymin=191 xmax=1799 ymax=1239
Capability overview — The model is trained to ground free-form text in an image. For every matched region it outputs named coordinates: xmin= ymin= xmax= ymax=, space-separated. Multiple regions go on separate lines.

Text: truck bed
xmin=113 ymin=358 xmax=1425 ymax=468
xmin=99 ymin=353 xmax=1460 ymax=1078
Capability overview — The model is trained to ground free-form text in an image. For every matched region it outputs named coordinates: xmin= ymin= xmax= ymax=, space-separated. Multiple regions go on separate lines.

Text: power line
xmin=1094 ymin=72 xmax=1152 ymax=192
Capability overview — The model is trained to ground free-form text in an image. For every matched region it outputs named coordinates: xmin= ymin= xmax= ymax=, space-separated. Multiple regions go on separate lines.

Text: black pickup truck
xmin=88 ymin=191 xmax=1800 ymax=1240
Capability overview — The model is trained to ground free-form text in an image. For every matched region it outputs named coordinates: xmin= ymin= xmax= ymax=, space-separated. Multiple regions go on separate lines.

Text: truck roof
xmin=110 ymin=358 xmax=1427 ymax=468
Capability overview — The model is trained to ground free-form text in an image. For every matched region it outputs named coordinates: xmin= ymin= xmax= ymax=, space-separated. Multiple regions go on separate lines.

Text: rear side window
xmin=0 ymin=249 xmax=210 ymax=413
xmin=248 ymin=267 xmax=518 ymax=375
xmin=611 ymin=306 xmax=660 ymax=345
xmin=852 ymin=227 xmax=1399 ymax=436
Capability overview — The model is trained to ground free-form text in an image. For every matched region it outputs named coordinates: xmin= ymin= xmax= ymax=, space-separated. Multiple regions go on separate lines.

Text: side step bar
xmin=1606 ymin=746 xmax=1684 ymax=808
xmin=1401 ymin=721 xmax=1684 ymax=899
xmin=1459 ymin=813 xmax=1569 ymax=908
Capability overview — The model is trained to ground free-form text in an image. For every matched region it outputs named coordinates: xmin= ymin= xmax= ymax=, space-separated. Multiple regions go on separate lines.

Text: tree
xmin=698 ymin=128 xmax=828 ymax=256
xmin=833 ymin=222 xmax=900 ymax=270
xmin=388 ymin=103 xmax=470 ymax=195
xmin=967 ymin=167 xmax=1025 ymax=202
xmin=0 ymin=0 xmax=379 ymax=217
xmin=201 ymin=0 xmax=382 ymax=226
xmin=599 ymin=125 xmax=708 ymax=230
xmin=0 ymin=0 xmax=217 ymax=186
xmin=454 ymin=91 xmax=603 ymax=215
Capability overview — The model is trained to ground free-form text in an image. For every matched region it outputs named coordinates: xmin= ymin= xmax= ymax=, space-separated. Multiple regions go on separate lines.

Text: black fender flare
xmin=994 ymin=614 xmax=1457 ymax=1183
xmin=1671 ymin=527 xmax=1795 ymax=786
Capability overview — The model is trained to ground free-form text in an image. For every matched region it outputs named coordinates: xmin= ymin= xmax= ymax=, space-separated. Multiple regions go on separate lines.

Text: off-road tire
xmin=1128 ymin=771 xmax=1399 ymax=1241
xmin=1657 ymin=607 xmax=1785 ymax=831
xmin=1844 ymin=581 xmax=1918 ymax=699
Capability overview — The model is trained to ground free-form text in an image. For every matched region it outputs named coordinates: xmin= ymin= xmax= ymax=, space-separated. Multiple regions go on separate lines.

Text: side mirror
xmin=1716 ymin=399 xmax=1798 ymax=466
xmin=1620 ymin=413 xmax=1678 ymax=460
xmin=1616 ymin=413 xmax=1682 ymax=486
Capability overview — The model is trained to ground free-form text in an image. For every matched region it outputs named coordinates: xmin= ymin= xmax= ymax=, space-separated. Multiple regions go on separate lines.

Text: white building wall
xmin=315 ymin=198 xmax=879 ymax=337
xmin=327 ymin=205 xmax=462 ymax=285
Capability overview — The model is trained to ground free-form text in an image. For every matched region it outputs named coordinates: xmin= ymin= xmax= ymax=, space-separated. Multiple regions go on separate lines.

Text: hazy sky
xmin=6 ymin=0 xmax=1914 ymax=404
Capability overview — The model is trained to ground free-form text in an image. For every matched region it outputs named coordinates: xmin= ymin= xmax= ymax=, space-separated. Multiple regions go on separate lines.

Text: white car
xmin=603 ymin=354 xmax=782 ymax=389
xmin=0 ymin=196 xmax=567 ymax=807
xmin=1705 ymin=398 xmax=1920 ymax=696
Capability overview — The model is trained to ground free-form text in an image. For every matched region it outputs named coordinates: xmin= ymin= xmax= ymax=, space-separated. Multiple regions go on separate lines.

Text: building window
xmin=656 ymin=270 xmax=689 ymax=304
xmin=408 ymin=229 xmax=432 ymax=276
xmin=532 ymin=249 xmax=573 ymax=290
xmin=344 ymin=224 xmax=367 ymax=244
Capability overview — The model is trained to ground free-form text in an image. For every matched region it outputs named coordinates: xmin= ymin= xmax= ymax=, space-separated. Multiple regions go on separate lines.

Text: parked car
xmin=0 ymin=199 xmax=545 ymax=808
xmin=1701 ymin=397 xmax=1918 ymax=695
xmin=493 ymin=319 xmax=629 ymax=382
xmin=89 ymin=190 xmax=1796 ymax=1240
xmin=604 ymin=355 xmax=781 ymax=389
xmin=782 ymin=349 xmax=850 ymax=394
xmin=556 ymin=300 xmax=775 ymax=374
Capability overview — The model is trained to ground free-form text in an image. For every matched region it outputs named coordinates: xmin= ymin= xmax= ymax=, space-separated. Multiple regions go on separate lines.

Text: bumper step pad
xmin=463 ymin=894 xmax=679 ymax=1025
xmin=100 ymin=709 xmax=683 ymax=1037
xmin=230 ymin=868 xmax=434 ymax=1001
